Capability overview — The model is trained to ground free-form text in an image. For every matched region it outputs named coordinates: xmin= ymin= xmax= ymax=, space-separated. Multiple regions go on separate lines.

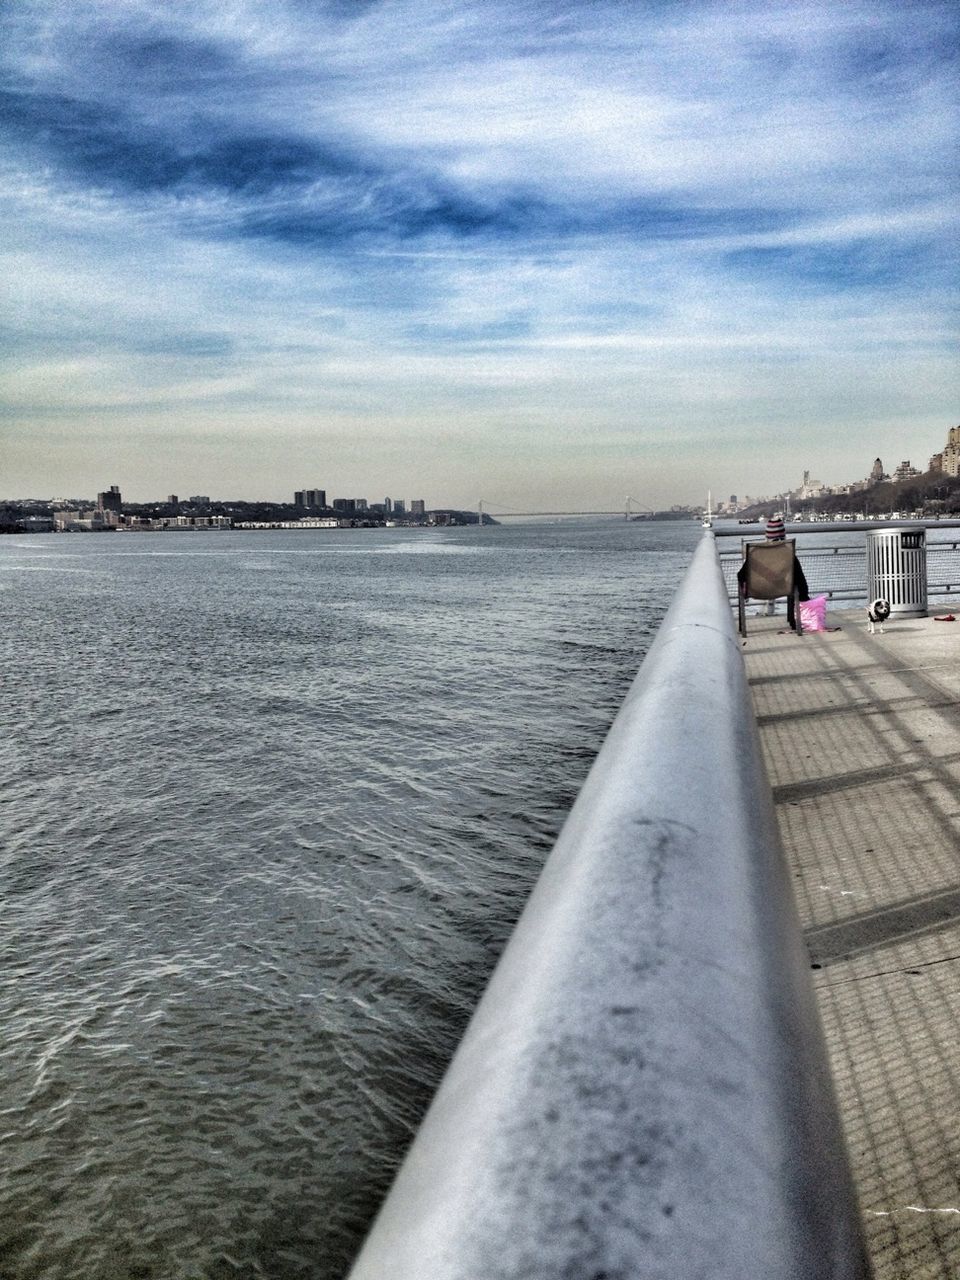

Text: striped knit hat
xmin=765 ymin=514 xmax=786 ymax=541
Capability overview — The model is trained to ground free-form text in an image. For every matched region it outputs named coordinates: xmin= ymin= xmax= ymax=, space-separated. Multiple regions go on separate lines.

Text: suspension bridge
xmin=476 ymin=496 xmax=655 ymax=520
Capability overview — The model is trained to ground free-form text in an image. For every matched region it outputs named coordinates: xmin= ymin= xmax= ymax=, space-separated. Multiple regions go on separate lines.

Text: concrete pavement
xmin=743 ymin=607 xmax=960 ymax=1279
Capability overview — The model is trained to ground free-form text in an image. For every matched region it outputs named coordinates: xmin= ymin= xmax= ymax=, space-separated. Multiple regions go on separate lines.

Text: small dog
xmin=868 ymin=598 xmax=891 ymax=634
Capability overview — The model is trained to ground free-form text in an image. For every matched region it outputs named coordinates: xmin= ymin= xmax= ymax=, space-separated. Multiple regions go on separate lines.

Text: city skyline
xmin=2 ymin=1 xmax=957 ymax=508
xmin=8 ymin=418 xmax=958 ymax=512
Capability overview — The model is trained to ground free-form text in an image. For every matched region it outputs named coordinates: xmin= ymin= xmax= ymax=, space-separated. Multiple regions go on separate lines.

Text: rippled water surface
xmin=0 ymin=519 xmax=697 ymax=1279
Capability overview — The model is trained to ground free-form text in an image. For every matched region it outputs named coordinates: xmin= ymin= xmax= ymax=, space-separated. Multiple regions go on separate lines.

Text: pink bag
xmin=798 ymin=595 xmax=827 ymax=632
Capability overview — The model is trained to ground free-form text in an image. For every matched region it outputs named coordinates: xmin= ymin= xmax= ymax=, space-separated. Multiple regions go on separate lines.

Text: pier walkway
xmin=744 ymin=609 xmax=960 ymax=1279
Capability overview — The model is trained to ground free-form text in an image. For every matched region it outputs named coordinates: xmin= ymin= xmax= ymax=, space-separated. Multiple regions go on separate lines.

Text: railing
xmin=347 ymin=533 xmax=870 ymax=1280
xmin=715 ymin=520 xmax=960 ymax=605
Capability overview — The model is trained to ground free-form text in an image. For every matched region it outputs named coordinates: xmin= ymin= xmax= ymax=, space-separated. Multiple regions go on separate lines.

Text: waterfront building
xmin=114 ymin=515 xmax=231 ymax=531
xmin=54 ymin=508 xmax=116 ymax=531
xmin=393 ymin=499 xmax=406 ymax=514
xmin=411 ymin=500 xmax=426 ymax=517
xmin=332 ymin=499 xmax=356 ymax=513
xmin=174 ymin=515 xmax=230 ymax=528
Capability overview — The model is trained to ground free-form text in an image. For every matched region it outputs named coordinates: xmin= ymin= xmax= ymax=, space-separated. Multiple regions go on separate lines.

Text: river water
xmin=0 ymin=518 xmax=697 ymax=1280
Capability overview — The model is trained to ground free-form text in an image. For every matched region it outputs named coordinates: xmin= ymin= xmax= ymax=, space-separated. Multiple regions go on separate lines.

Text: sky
xmin=1 ymin=0 xmax=957 ymax=509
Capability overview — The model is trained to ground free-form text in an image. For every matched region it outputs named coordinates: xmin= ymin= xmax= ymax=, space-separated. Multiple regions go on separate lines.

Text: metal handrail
xmin=347 ymin=533 xmax=871 ymax=1280
xmin=713 ymin=519 xmax=960 ymax=537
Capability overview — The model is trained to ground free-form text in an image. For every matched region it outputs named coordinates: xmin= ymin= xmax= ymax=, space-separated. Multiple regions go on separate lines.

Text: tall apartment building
xmin=893 ymin=460 xmax=920 ymax=482
xmin=410 ymin=499 xmax=426 ymax=516
xmin=294 ymin=488 xmax=326 ymax=509
xmin=940 ymin=427 xmax=960 ymax=477
xmin=97 ymin=484 xmax=122 ymax=513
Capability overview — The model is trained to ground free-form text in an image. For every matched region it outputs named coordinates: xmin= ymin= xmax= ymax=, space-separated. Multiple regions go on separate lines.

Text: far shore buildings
xmin=721 ymin=429 xmax=957 ymax=516
xmin=295 ymin=489 xmax=426 ymax=518
xmin=787 ymin=450 xmax=923 ymax=507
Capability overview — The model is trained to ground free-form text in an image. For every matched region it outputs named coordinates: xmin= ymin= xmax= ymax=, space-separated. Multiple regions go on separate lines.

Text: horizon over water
xmin=0 ymin=518 xmax=698 ymax=1280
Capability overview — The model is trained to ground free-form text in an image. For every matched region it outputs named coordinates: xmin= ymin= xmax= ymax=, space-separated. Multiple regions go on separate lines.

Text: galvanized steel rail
xmin=347 ymin=533 xmax=870 ymax=1280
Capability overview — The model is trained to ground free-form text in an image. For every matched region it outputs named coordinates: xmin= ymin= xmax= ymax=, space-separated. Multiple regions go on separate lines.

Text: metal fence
xmin=929 ymin=538 xmax=960 ymax=597
xmin=716 ymin=521 xmax=960 ymax=607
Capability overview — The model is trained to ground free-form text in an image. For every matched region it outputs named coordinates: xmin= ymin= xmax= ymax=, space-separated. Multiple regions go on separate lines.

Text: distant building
xmin=172 ymin=515 xmax=231 ymax=529
xmin=869 ymin=458 xmax=885 ymax=484
xmin=411 ymin=499 xmax=426 ymax=516
xmin=188 ymin=495 xmax=211 ymax=506
xmin=799 ymin=470 xmax=824 ymax=499
xmin=295 ymin=488 xmax=326 ymax=509
xmin=332 ymin=499 xmax=356 ymax=513
xmin=54 ymin=507 xmax=116 ymax=531
xmin=893 ymin=460 xmax=920 ymax=482
xmin=392 ymin=499 xmax=406 ymax=514
xmin=97 ymin=484 xmax=122 ymax=513
xmin=354 ymin=498 xmax=368 ymax=511
xmin=167 ymin=494 xmax=179 ymax=507
xmin=930 ymin=453 xmax=944 ymax=473
xmin=939 ymin=427 xmax=960 ymax=477
xmin=384 ymin=497 xmax=393 ymax=513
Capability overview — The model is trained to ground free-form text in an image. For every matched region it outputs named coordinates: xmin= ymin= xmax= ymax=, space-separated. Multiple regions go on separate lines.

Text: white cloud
xmin=1 ymin=0 xmax=956 ymax=504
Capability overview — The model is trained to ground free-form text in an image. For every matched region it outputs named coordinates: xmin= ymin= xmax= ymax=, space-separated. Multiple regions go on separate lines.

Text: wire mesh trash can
xmin=866 ymin=528 xmax=927 ymax=617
